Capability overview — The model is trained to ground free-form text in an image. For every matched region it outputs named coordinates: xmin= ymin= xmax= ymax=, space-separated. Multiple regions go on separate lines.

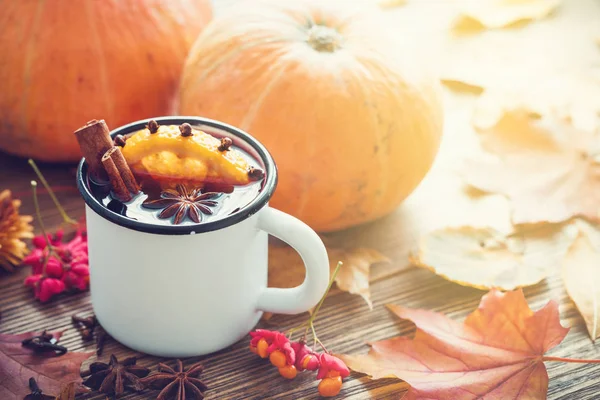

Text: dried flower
xmin=0 ymin=189 xmax=33 ymax=272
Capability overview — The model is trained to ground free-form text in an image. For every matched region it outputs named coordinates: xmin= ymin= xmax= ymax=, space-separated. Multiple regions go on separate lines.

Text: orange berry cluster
xmin=249 ymin=329 xmax=350 ymax=397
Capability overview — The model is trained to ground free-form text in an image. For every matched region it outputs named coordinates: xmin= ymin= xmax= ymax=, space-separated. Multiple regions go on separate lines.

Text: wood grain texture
xmin=1 ymin=149 xmax=600 ymax=400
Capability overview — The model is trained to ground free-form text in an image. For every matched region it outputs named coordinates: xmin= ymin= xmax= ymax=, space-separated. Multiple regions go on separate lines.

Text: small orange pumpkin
xmin=179 ymin=0 xmax=444 ymax=232
xmin=0 ymin=0 xmax=212 ymax=162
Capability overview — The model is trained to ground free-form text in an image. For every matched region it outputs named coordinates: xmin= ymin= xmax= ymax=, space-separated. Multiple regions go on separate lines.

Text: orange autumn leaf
xmin=268 ymin=242 xmax=390 ymax=309
xmin=462 ymin=106 xmax=600 ymax=224
xmin=340 ymin=289 xmax=572 ymax=399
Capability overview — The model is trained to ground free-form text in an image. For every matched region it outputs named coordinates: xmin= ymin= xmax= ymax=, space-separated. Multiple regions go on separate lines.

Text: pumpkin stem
xmin=306 ymin=25 xmax=343 ymax=53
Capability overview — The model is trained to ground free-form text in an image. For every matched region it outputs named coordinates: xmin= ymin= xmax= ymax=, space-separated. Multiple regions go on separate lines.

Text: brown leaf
xmin=562 ymin=220 xmax=600 ymax=341
xmin=339 ymin=289 xmax=570 ymax=399
xmin=54 ymin=382 xmax=77 ymax=400
xmin=453 ymin=0 xmax=560 ymax=31
xmin=462 ymin=104 xmax=600 ymax=224
xmin=411 ymin=223 xmax=574 ymax=290
xmin=0 ymin=331 xmax=94 ymax=399
xmin=268 ymin=241 xmax=390 ymax=308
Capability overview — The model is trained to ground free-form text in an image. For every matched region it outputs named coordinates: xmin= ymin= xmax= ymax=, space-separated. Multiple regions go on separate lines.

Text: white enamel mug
xmin=76 ymin=116 xmax=330 ymax=358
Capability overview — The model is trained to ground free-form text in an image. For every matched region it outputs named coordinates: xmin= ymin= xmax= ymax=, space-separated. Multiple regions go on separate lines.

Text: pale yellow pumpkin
xmin=179 ymin=0 xmax=444 ymax=231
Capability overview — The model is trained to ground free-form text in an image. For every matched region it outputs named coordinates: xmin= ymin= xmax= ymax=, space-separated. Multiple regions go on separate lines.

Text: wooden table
xmin=3 ymin=1 xmax=600 ymax=398
xmin=2 ymin=126 xmax=600 ymax=400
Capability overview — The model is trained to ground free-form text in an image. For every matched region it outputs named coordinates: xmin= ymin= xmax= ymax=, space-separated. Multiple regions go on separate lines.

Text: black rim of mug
xmin=76 ymin=116 xmax=278 ymax=235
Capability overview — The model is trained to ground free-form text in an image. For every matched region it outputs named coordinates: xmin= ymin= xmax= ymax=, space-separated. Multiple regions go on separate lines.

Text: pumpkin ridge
xmin=240 ymin=61 xmax=291 ymax=132
xmin=85 ymin=0 xmax=115 ymax=124
xmin=20 ymin=0 xmax=46 ymax=147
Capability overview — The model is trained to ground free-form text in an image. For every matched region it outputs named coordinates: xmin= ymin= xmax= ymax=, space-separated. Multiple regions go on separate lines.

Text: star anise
xmin=82 ymin=354 xmax=150 ymax=396
xmin=141 ymin=359 xmax=208 ymax=400
xmin=142 ymin=184 xmax=221 ymax=225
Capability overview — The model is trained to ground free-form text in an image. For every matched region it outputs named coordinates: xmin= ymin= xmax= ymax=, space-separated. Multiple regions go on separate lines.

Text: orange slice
xmin=121 ymin=123 xmax=253 ymax=189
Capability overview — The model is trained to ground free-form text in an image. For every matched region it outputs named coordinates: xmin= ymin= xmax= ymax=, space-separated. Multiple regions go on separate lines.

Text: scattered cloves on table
xmin=24 ymin=377 xmax=54 ymax=400
xmin=72 ymin=313 xmax=111 ymax=356
xmin=21 ymin=331 xmax=67 ymax=356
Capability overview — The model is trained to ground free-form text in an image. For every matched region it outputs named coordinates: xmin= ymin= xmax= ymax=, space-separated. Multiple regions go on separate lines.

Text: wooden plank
xmin=1 ymin=150 xmax=600 ymax=399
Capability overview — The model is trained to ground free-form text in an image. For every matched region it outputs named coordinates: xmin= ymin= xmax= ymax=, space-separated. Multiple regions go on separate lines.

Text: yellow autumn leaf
xmin=378 ymin=0 xmax=406 ymax=9
xmin=411 ymin=224 xmax=573 ymax=290
xmin=474 ymin=81 xmax=600 ymax=133
xmin=563 ymin=220 xmax=600 ymax=341
xmin=453 ymin=0 xmax=560 ymax=31
xmin=268 ymin=241 xmax=390 ymax=309
xmin=462 ymin=104 xmax=600 ymax=224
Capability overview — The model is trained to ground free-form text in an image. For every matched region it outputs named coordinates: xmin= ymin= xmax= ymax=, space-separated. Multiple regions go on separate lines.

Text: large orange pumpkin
xmin=179 ymin=0 xmax=444 ymax=232
xmin=0 ymin=0 xmax=212 ymax=162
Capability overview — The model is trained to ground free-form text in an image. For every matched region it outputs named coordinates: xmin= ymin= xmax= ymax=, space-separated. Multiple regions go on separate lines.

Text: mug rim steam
xmin=76 ymin=116 xmax=278 ymax=235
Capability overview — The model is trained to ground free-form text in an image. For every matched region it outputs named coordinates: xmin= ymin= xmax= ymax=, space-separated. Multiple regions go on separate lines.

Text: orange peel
xmin=121 ymin=123 xmax=253 ymax=188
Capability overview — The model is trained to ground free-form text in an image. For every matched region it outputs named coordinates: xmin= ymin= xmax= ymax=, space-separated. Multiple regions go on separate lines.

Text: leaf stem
xmin=28 ymin=159 xmax=77 ymax=226
xmin=542 ymin=356 xmax=600 ymax=364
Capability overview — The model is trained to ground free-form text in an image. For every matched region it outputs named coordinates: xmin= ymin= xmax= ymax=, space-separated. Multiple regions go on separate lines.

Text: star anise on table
xmin=141 ymin=359 xmax=208 ymax=400
xmin=142 ymin=184 xmax=221 ymax=225
xmin=82 ymin=354 xmax=150 ymax=397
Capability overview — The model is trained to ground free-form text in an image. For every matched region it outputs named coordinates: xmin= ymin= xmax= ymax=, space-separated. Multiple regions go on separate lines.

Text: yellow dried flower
xmin=0 ymin=189 xmax=34 ymax=272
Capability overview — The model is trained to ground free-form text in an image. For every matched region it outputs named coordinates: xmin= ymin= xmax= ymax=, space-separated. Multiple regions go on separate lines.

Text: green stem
xmin=31 ymin=181 xmax=53 ymax=275
xmin=542 ymin=356 xmax=600 ymax=364
xmin=307 ymin=262 xmax=342 ymax=326
xmin=28 ymin=159 xmax=77 ymax=226
xmin=285 ymin=262 xmax=343 ymax=350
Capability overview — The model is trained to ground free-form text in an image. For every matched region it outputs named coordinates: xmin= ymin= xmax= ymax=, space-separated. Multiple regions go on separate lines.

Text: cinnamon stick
xmin=101 ymin=147 xmax=139 ymax=202
xmin=74 ymin=119 xmax=114 ymax=182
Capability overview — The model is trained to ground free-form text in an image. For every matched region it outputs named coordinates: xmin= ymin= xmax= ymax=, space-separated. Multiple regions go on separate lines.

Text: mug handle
xmin=256 ymin=207 xmax=330 ymax=314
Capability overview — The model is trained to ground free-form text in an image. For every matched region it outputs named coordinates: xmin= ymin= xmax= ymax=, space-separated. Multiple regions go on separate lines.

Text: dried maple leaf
xmin=562 ymin=220 xmax=600 ymax=341
xmin=268 ymin=242 xmax=390 ymax=309
xmin=339 ymin=289 xmax=579 ymax=399
xmin=473 ymin=83 xmax=600 ymax=134
xmin=462 ymin=105 xmax=600 ymax=224
xmin=0 ymin=331 xmax=94 ymax=400
xmin=453 ymin=0 xmax=560 ymax=31
xmin=378 ymin=0 xmax=406 ymax=9
xmin=410 ymin=223 xmax=573 ymax=290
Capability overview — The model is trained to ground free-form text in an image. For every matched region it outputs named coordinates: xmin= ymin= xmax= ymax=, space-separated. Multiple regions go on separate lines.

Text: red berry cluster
xmin=23 ymin=227 xmax=89 ymax=302
xmin=249 ymin=329 xmax=350 ymax=397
